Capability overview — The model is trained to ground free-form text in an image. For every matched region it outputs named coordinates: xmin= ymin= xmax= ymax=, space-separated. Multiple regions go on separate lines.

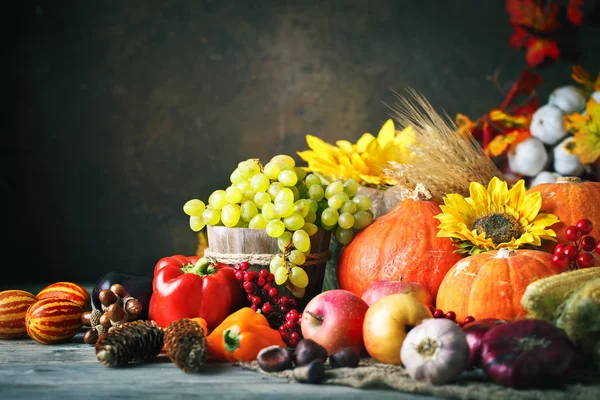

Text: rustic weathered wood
xmin=0 ymin=334 xmax=432 ymax=400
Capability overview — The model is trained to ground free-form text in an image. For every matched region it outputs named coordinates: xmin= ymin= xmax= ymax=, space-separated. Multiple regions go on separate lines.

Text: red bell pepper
xmin=148 ymin=255 xmax=243 ymax=330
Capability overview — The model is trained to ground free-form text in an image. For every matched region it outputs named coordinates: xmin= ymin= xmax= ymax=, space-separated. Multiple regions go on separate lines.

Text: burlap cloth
xmin=238 ymin=358 xmax=600 ymax=400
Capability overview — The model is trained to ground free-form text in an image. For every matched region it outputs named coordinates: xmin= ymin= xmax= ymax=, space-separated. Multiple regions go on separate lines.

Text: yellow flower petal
xmin=356 ymin=133 xmax=376 ymax=153
xmin=376 ymin=119 xmax=396 ymax=147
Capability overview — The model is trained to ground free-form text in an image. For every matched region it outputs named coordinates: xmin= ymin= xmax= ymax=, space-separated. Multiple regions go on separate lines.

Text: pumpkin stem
xmin=556 ymin=177 xmax=582 ymax=184
xmin=495 ymin=248 xmax=516 ymax=259
xmin=408 ymin=183 xmax=433 ymax=201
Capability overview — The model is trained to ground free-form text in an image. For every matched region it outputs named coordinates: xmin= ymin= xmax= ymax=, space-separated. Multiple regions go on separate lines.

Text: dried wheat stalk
xmin=384 ymin=89 xmax=505 ymax=203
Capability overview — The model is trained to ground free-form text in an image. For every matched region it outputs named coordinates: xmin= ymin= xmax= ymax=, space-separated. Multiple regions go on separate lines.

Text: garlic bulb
xmin=507 ymin=137 xmax=548 ymax=177
xmin=530 ymin=104 xmax=567 ymax=145
xmin=400 ymin=318 xmax=468 ymax=385
xmin=548 ymin=85 xmax=586 ymax=114
xmin=553 ymin=136 xmax=584 ymax=176
xmin=529 ymin=171 xmax=561 ymax=188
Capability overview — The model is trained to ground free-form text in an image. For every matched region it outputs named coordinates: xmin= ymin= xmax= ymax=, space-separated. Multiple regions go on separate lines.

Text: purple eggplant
xmin=92 ymin=272 xmax=153 ymax=320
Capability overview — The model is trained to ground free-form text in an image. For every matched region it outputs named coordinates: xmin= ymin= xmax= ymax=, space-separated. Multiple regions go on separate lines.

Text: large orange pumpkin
xmin=528 ymin=177 xmax=600 ymax=251
xmin=337 ymin=198 xmax=463 ymax=300
xmin=436 ymin=248 xmax=562 ymax=322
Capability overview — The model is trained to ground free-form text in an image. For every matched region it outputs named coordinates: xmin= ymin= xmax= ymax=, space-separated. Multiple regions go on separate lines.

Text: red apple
xmin=361 ymin=280 xmax=433 ymax=307
xmin=363 ymin=293 xmax=433 ymax=365
xmin=301 ymin=289 xmax=369 ymax=355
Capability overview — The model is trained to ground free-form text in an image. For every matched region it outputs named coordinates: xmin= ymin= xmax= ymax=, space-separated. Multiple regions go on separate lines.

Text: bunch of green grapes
xmin=182 ymin=155 xmax=374 ymax=297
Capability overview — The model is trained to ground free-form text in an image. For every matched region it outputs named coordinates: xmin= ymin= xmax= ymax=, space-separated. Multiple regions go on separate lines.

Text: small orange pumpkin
xmin=528 ymin=177 xmax=600 ymax=251
xmin=337 ymin=198 xmax=463 ymax=300
xmin=436 ymin=248 xmax=563 ymax=322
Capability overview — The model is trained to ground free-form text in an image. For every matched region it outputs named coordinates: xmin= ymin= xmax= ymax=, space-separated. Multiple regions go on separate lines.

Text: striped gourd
xmin=521 ymin=266 xmax=600 ymax=321
xmin=556 ymin=277 xmax=600 ymax=343
xmin=0 ymin=290 xmax=37 ymax=339
xmin=25 ymin=298 xmax=83 ymax=344
xmin=37 ymin=282 xmax=91 ymax=311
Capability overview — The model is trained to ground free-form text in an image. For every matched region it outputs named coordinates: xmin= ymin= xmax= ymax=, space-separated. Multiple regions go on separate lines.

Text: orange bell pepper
xmin=206 ymin=307 xmax=286 ymax=362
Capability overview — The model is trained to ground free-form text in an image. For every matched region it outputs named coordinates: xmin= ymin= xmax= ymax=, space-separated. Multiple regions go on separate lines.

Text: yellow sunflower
xmin=435 ymin=177 xmax=559 ymax=255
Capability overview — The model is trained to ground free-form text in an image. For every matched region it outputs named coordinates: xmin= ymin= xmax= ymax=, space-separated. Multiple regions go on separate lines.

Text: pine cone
xmin=95 ymin=320 xmax=164 ymax=367
xmin=164 ymin=318 xmax=207 ymax=373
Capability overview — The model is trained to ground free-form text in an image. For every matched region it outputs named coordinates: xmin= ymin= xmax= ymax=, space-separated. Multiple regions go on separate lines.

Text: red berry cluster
xmin=233 ymin=261 xmax=303 ymax=347
xmin=428 ymin=305 xmax=475 ymax=327
xmin=552 ymin=219 xmax=600 ymax=270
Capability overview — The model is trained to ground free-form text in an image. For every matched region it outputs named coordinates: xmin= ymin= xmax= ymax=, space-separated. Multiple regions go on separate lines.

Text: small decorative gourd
xmin=553 ymin=137 xmax=584 ymax=176
xmin=529 ymin=171 xmax=561 ymax=188
xmin=548 ymin=85 xmax=587 ymax=114
xmin=507 ymin=137 xmax=548 ymax=176
xmin=530 ymin=104 xmax=567 ymax=145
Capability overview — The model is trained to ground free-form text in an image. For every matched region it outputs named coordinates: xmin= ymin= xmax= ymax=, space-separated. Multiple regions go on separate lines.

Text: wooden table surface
xmin=0 ymin=283 xmax=435 ymax=400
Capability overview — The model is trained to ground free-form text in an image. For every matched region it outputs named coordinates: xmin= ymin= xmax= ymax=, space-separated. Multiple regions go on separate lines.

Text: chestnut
xmin=329 ymin=347 xmax=360 ymax=368
xmin=83 ymin=328 xmax=99 ymax=345
xmin=99 ymin=314 xmax=112 ymax=329
xmin=109 ymin=283 xmax=128 ymax=298
xmin=125 ymin=298 xmax=142 ymax=317
xmin=257 ymin=345 xmax=293 ymax=372
xmin=98 ymin=289 xmax=117 ymax=307
xmin=80 ymin=311 xmax=92 ymax=327
xmin=294 ymin=339 xmax=328 ymax=367
xmin=107 ymin=303 xmax=125 ymax=323
xmin=292 ymin=359 xmax=325 ymax=384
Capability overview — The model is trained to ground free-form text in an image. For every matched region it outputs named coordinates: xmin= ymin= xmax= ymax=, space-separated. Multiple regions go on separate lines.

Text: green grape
xmin=261 ymin=203 xmax=277 ymax=221
xmin=225 ymin=186 xmax=243 ymax=204
xmin=268 ymin=182 xmax=285 ymax=200
xmin=321 ymin=208 xmax=339 ymax=226
xmin=322 ymin=223 xmax=336 ymax=231
xmin=202 ymin=207 xmax=221 ymax=226
xmin=270 ymin=154 xmax=295 ymax=168
xmin=274 ymin=188 xmax=294 ymax=204
xmin=254 ymin=192 xmax=271 ymax=209
xmin=230 ymin=168 xmax=248 ymax=184
xmin=294 ymin=199 xmax=310 ymax=217
xmin=294 ymin=167 xmax=307 ymax=181
xmin=338 ymin=212 xmax=355 ymax=229
xmin=266 ymin=219 xmax=285 ymax=237
xmin=317 ymin=199 xmax=329 ymax=213
xmin=307 ymin=199 xmax=319 ymax=213
xmin=221 ymin=204 xmax=241 ymax=227
xmin=238 ymin=159 xmax=260 ymax=175
xmin=343 ymin=179 xmax=359 ymax=196
xmin=304 ymin=210 xmax=317 ymax=224
xmin=274 ymin=202 xmax=295 ymax=218
xmin=290 ymin=185 xmax=300 ymax=202
xmin=240 ymin=200 xmax=258 ymax=222
xmin=248 ymin=214 xmax=268 ymax=229
xmin=308 ymin=184 xmax=325 ymax=201
xmin=278 ymin=170 xmax=298 ymax=186
xmin=290 ymin=285 xmax=305 ymax=298
xmin=296 ymin=183 xmax=308 ymax=200
xmin=335 ymin=227 xmax=354 ymax=245
xmin=292 ymin=230 xmax=311 ymax=252
xmin=340 ymin=200 xmax=357 ymax=214
xmin=328 ymin=193 xmax=349 ymax=209
xmin=277 ymin=231 xmax=292 ymax=251
xmin=208 ymin=190 xmax=228 ymax=210
xmin=183 ymin=199 xmax=205 ymax=217
xmin=353 ymin=210 xmax=373 ymax=230
xmin=274 ymin=265 xmax=289 ymax=285
xmin=235 ymin=219 xmax=249 ymax=228
xmin=288 ymin=250 xmax=306 ymax=265
xmin=302 ymin=222 xmax=318 ymax=236
xmin=352 ymin=194 xmax=372 ymax=211
xmin=250 ymin=173 xmax=270 ymax=192
xmin=270 ymin=255 xmax=285 ymax=273
xmin=189 ymin=216 xmax=205 ymax=232
xmin=305 ymin=173 xmax=322 ymax=187
xmin=325 ymin=180 xmax=344 ymax=199
xmin=263 ymin=162 xmax=282 ymax=180
xmin=242 ymin=190 xmax=256 ymax=202
xmin=283 ymin=213 xmax=305 ymax=231
xmin=289 ymin=266 xmax=309 ymax=288
xmin=235 ymin=180 xmax=251 ymax=192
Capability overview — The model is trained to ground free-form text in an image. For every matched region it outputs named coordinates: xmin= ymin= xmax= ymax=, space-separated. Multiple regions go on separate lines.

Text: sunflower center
xmin=472 ymin=212 xmax=522 ymax=246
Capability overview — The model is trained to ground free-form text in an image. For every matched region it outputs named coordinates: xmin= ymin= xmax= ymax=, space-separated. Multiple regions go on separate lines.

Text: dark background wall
xmin=5 ymin=0 xmax=600 ymax=284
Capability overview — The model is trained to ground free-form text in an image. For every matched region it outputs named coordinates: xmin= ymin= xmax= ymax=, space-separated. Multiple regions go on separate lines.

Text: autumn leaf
xmin=571 ymin=65 xmax=600 ymax=91
xmin=567 ymin=0 xmax=585 ymax=25
xmin=506 ymin=0 xmax=560 ymax=31
xmin=524 ymin=37 xmax=560 ymax=67
xmin=485 ymin=129 xmax=531 ymax=157
xmin=501 ymin=68 xmax=543 ymax=109
xmin=565 ymin=99 xmax=600 ymax=164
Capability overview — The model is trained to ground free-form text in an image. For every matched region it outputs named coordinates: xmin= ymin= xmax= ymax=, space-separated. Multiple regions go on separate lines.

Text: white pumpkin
xmin=530 ymin=104 xmax=567 ymax=145
xmin=553 ymin=136 xmax=584 ymax=176
xmin=548 ymin=85 xmax=586 ymax=114
xmin=528 ymin=171 xmax=561 ymax=188
xmin=591 ymin=91 xmax=600 ymax=104
xmin=508 ymin=137 xmax=548 ymax=177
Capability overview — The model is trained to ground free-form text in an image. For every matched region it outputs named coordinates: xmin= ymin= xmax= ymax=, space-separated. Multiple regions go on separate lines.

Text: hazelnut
xmin=98 ymin=289 xmax=117 ymax=307
xmin=107 ymin=303 xmax=125 ymax=323
xmin=294 ymin=339 xmax=328 ymax=367
xmin=329 ymin=347 xmax=360 ymax=368
xmin=257 ymin=345 xmax=294 ymax=372
xmin=292 ymin=359 xmax=325 ymax=384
